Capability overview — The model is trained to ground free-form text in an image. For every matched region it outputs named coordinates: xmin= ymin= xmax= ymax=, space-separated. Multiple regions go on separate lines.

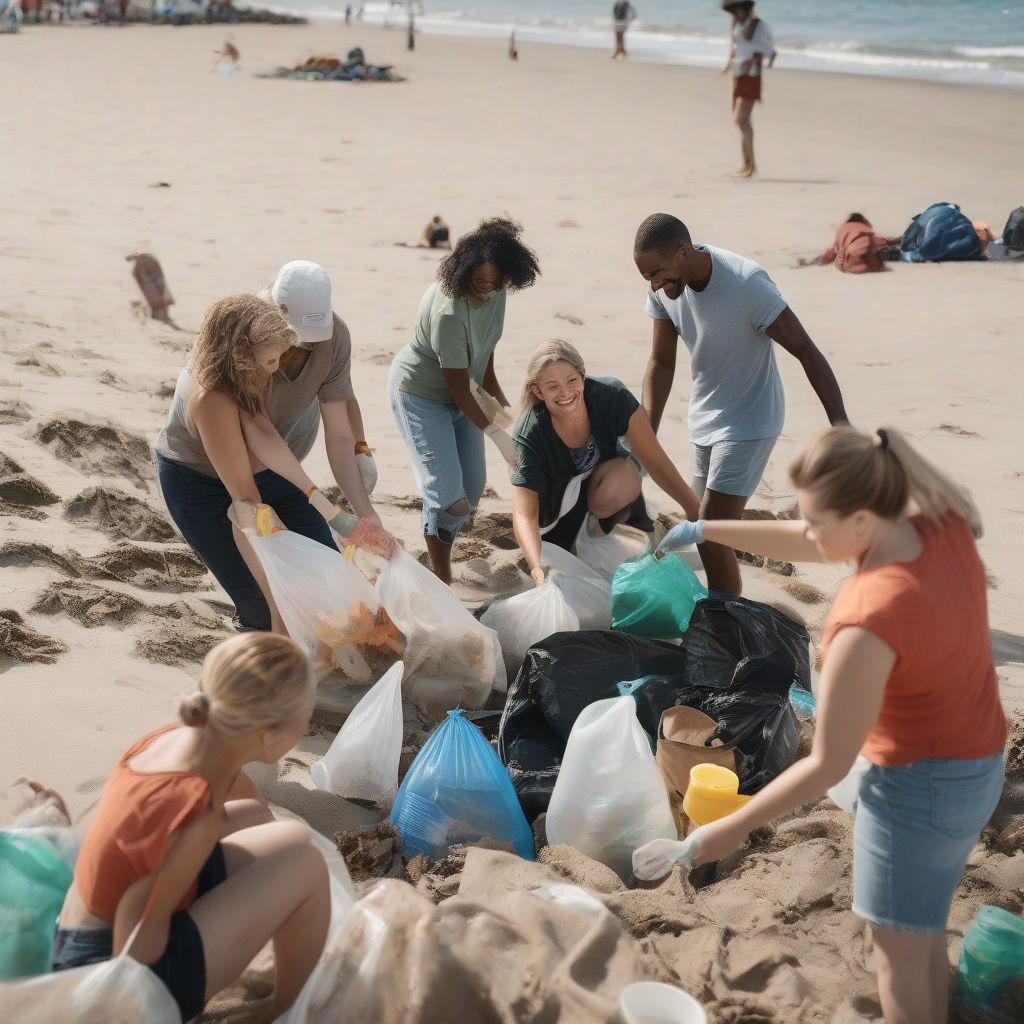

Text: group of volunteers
xmin=48 ymin=211 xmax=1007 ymax=1024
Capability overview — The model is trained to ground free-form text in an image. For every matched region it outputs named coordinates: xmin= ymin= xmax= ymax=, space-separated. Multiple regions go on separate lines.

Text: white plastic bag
xmin=376 ymin=548 xmax=502 ymax=710
xmin=546 ymin=696 xmax=676 ymax=881
xmin=827 ymin=755 xmax=871 ymax=813
xmin=309 ymin=663 xmax=404 ymax=806
xmin=480 ymin=578 xmax=579 ymax=679
xmin=572 ymin=519 xmax=650 ymax=582
xmin=251 ymin=531 xmax=399 ymax=684
xmin=539 ymin=543 xmax=612 ymax=630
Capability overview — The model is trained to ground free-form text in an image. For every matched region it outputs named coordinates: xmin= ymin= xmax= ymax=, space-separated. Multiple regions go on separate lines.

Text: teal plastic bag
xmin=0 ymin=829 xmax=76 ymax=979
xmin=390 ymin=709 xmax=534 ymax=861
xmin=957 ymin=905 xmax=1024 ymax=1011
xmin=611 ymin=552 xmax=708 ymax=639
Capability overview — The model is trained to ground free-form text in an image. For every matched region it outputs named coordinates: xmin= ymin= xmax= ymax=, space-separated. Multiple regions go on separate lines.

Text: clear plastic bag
xmin=309 ymin=662 xmax=405 ymax=807
xmin=390 ymin=709 xmax=534 ymax=861
xmin=545 ymin=696 xmax=676 ymax=881
xmin=539 ymin=543 xmax=612 ymax=630
xmin=480 ymin=578 xmax=579 ymax=679
xmin=250 ymin=530 xmax=401 ymax=684
xmin=376 ymin=548 xmax=502 ymax=710
xmin=611 ymin=552 xmax=707 ymax=639
xmin=572 ymin=519 xmax=649 ymax=581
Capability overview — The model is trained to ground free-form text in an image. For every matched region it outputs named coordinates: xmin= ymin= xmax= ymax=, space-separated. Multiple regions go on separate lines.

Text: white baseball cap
xmin=271 ymin=260 xmax=333 ymax=344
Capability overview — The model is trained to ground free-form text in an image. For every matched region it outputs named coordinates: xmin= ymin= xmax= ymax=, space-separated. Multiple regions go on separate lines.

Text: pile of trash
xmin=262 ymin=49 xmax=404 ymax=83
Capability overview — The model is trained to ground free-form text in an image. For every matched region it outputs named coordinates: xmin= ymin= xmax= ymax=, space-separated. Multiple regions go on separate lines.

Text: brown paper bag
xmin=656 ymin=706 xmax=736 ymax=837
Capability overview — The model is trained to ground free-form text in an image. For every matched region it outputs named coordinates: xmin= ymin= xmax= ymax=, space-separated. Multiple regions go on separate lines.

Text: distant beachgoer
xmin=156 ymin=278 xmax=387 ymax=632
xmin=511 ymin=340 xmax=700 ymax=585
xmin=721 ymin=0 xmax=775 ymax=177
xmin=356 ymin=2 xmax=363 ymax=19
xmin=633 ymin=212 xmax=849 ymax=594
xmin=51 ymin=632 xmax=330 ymax=1024
xmin=344 ymin=3 xmax=351 ymax=24
xmin=611 ymin=0 xmax=636 ymax=59
xmin=509 ymin=30 xmax=518 ymax=61
xmin=421 ymin=215 xmax=451 ymax=249
xmin=817 ymin=213 xmax=900 ymax=274
xmin=213 ymin=39 xmax=240 ymax=71
xmin=389 ymin=217 xmax=540 ymax=584
xmin=653 ymin=425 xmax=1007 ymax=1024
xmin=126 ymin=252 xmax=173 ymax=321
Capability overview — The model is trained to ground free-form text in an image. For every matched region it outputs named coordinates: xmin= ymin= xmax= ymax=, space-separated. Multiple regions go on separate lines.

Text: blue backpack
xmin=900 ymin=202 xmax=980 ymax=263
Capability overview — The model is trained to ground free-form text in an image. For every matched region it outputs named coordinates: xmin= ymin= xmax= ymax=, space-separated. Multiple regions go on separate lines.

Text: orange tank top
xmin=821 ymin=515 xmax=1007 ymax=766
xmin=74 ymin=725 xmax=211 ymax=922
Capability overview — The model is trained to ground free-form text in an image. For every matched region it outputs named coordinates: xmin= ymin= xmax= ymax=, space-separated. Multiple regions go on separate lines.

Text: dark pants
xmin=156 ymin=452 xmax=336 ymax=630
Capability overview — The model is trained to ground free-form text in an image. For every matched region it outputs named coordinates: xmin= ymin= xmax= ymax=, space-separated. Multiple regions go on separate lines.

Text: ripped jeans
xmin=388 ymin=359 xmax=486 ymax=543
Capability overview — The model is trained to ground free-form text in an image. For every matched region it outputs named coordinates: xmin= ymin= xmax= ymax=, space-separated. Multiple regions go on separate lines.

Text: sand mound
xmin=134 ymin=602 xmax=227 ymax=665
xmin=466 ymin=511 xmax=517 ymax=549
xmin=0 ymin=541 xmax=83 ymax=577
xmin=0 ymin=609 xmax=68 ymax=665
xmin=35 ymin=418 xmax=153 ymax=488
xmin=0 ymin=399 xmax=31 ymax=425
xmin=88 ymin=542 xmax=207 ymax=592
xmin=64 ymin=486 xmax=175 ymax=542
xmin=31 ymin=580 xmax=146 ymax=627
xmin=0 ymin=451 xmax=60 ymax=512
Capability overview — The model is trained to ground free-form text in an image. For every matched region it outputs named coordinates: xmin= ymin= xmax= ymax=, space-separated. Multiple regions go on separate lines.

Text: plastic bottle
xmin=957 ymin=905 xmax=1024 ymax=1011
xmin=788 ymin=683 xmax=816 ymax=720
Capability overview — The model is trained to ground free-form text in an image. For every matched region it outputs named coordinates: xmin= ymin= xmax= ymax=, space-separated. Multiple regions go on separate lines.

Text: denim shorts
xmin=853 ymin=754 xmax=1004 ymax=933
xmin=691 ymin=436 xmax=777 ymax=499
xmin=387 ymin=358 xmax=486 ymax=543
xmin=51 ymin=843 xmax=227 ymax=1022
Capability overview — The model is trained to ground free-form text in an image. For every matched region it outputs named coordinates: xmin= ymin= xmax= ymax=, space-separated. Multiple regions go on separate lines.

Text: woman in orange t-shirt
xmin=647 ymin=425 xmax=1007 ymax=1024
xmin=51 ymin=633 xmax=329 ymax=1024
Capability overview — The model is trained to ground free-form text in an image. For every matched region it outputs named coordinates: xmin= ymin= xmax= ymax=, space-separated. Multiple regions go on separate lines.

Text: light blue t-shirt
xmin=645 ymin=244 xmax=787 ymax=446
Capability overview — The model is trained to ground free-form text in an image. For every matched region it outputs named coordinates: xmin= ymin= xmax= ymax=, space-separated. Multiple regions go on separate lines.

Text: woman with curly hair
xmin=389 ymin=217 xmax=541 ymax=583
xmin=156 ymin=292 xmax=383 ymax=633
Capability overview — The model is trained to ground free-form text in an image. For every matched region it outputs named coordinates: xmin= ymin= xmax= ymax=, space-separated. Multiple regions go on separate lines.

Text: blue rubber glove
xmin=657 ymin=519 xmax=706 ymax=553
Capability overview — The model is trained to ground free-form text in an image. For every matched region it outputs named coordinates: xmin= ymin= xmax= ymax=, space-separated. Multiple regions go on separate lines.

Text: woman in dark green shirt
xmin=511 ymin=340 xmax=702 ymax=584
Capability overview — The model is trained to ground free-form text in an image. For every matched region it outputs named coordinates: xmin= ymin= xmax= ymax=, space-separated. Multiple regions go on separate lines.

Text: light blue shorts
xmin=853 ymin=754 xmax=1004 ymax=933
xmin=691 ymin=437 xmax=777 ymax=500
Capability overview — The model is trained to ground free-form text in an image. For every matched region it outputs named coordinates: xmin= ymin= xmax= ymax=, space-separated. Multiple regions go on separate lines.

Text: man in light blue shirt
xmin=634 ymin=212 xmax=848 ymax=593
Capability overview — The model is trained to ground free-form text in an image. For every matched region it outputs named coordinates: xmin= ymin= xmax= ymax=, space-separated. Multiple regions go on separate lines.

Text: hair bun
xmin=180 ymin=691 xmax=211 ymax=727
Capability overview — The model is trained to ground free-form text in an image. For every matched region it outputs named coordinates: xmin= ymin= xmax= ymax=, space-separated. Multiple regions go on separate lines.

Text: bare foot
xmin=734 ymin=165 xmax=756 ymax=178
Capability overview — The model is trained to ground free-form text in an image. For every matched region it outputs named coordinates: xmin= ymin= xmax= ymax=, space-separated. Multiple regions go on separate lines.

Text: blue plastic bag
xmin=611 ymin=552 xmax=707 ymax=639
xmin=390 ymin=709 xmax=534 ymax=861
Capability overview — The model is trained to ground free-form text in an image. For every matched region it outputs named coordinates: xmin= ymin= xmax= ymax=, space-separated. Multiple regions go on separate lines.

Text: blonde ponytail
xmin=789 ymin=425 xmax=982 ymax=538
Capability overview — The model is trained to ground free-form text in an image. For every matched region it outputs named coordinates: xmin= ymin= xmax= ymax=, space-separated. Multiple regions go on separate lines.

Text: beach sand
xmin=1 ymin=21 xmax=1022 ymax=1022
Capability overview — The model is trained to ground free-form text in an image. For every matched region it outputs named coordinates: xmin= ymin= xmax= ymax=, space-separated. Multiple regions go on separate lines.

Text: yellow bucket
xmin=682 ymin=763 xmax=752 ymax=827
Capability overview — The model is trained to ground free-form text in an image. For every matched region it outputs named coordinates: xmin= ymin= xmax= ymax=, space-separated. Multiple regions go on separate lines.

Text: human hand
xmin=484 ymin=423 xmax=519 ymax=470
xmin=530 ymin=567 xmax=546 ymax=587
xmin=657 ymin=518 xmax=706 ymax=553
xmin=354 ymin=443 xmax=379 ymax=495
xmin=228 ymin=501 xmax=283 ymax=536
xmin=689 ymin=815 xmax=750 ymax=866
xmin=632 ymin=833 xmax=701 ymax=881
xmin=351 ymin=517 xmax=397 ymax=559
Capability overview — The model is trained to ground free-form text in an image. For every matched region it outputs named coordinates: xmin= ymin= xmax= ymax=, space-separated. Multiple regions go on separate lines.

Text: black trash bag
xmin=498 ymin=596 xmax=809 ymax=820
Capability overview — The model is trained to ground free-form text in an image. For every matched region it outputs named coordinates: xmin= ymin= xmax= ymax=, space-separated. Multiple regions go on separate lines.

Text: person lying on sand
xmin=155 ymin=285 xmax=390 ymax=633
xmin=510 ymin=340 xmax=700 ymax=586
xmin=634 ymin=212 xmax=849 ymax=594
xmin=648 ymin=425 xmax=1008 ymax=1024
xmin=394 ymin=215 xmax=452 ymax=250
xmin=389 ymin=217 xmax=540 ymax=585
xmin=51 ymin=634 xmax=329 ymax=1024
xmin=810 ymin=212 xmax=900 ymax=273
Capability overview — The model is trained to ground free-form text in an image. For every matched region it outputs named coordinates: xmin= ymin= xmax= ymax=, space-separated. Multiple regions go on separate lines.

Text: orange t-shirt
xmin=822 ymin=514 xmax=1007 ymax=766
xmin=74 ymin=725 xmax=211 ymax=922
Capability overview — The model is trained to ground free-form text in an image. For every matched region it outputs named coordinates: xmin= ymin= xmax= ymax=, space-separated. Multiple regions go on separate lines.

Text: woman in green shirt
xmin=389 ymin=218 xmax=541 ymax=583
xmin=511 ymin=340 xmax=702 ymax=585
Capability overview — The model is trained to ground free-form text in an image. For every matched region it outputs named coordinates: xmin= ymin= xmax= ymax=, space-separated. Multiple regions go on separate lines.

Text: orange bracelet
xmin=354 ymin=441 xmax=372 ymax=455
xmin=305 ymin=484 xmax=318 ymax=500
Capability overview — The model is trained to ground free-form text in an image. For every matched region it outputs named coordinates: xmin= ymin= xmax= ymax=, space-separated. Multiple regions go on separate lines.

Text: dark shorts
xmin=52 ymin=843 xmax=228 ymax=1022
xmin=733 ymin=73 xmax=762 ymax=106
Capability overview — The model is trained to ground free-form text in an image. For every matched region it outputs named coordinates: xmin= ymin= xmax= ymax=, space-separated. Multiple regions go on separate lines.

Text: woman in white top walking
xmin=722 ymin=1 xmax=776 ymax=177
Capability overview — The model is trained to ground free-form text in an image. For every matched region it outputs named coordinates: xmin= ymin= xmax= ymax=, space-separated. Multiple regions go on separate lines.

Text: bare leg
xmin=871 ymin=924 xmax=938 ymax=1024
xmin=732 ymin=96 xmax=756 ymax=176
xmin=425 ymin=533 xmax=454 ymax=585
xmin=586 ymin=458 xmax=642 ymax=519
xmin=697 ymin=488 xmax=747 ymax=595
xmin=928 ymin=932 xmax=951 ymax=1023
xmin=190 ymin=821 xmax=330 ymax=1017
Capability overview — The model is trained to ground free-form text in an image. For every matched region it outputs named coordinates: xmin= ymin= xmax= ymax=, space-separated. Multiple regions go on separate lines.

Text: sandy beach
xmin=1 ymin=19 xmax=1022 ymax=1022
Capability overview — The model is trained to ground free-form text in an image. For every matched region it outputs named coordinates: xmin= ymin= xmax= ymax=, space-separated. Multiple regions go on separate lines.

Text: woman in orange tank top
xmin=642 ymin=425 xmax=1007 ymax=1024
xmin=51 ymin=633 xmax=329 ymax=1024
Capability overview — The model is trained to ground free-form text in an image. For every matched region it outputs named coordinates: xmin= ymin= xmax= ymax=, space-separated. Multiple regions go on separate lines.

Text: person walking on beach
xmin=633 ymin=212 xmax=849 ymax=594
xmin=644 ymin=425 xmax=1007 ymax=1024
xmin=51 ymin=633 xmax=332 ymax=1024
xmin=611 ymin=0 xmax=636 ymax=59
xmin=156 ymin=276 xmax=388 ymax=633
xmin=389 ymin=217 xmax=540 ymax=585
xmin=721 ymin=1 xmax=776 ymax=177
xmin=511 ymin=340 xmax=701 ymax=585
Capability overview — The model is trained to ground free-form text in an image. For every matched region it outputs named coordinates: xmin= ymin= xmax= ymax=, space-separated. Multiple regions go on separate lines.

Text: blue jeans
xmin=155 ymin=452 xmax=336 ymax=630
xmin=853 ymin=753 xmax=1004 ymax=932
xmin=387 ymin=359 xmax=486 ymax=543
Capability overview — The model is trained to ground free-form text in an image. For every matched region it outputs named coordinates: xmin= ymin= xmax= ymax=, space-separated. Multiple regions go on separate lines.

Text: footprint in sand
xmin=936 ymin=422 xmax=981 ymax=437
xmin=0 ymin=399 xmax=31 ymax=425
xmin=64 ymin=486 xmax=176 ymax=543
xmin=555 ymin=312 xmax=584 ymax=326
xmin=0 ymin=609 xmax=68 ymax=665
xmin=15 ymin=357 xmax=61 ymax=377
xmin=36 ymin=418 xmax=154 ymax=489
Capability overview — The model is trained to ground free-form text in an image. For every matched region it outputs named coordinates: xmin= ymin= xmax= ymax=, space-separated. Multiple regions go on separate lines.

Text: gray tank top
xmin=154 ymin=367 xmax=220 ymax=477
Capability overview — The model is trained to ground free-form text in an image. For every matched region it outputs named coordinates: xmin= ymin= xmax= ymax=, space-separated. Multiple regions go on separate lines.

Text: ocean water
xmin=255 ymin=0 xmax=1024 ymax=88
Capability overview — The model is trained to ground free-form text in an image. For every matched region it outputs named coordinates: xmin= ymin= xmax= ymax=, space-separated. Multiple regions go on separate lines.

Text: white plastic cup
xmin=619 ymin=981 xmax=707 ymax=1024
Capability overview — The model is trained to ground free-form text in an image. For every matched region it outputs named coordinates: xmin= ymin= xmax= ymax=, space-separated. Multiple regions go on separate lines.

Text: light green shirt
xmin=394 ymin=283 xmax=507 ymax=403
